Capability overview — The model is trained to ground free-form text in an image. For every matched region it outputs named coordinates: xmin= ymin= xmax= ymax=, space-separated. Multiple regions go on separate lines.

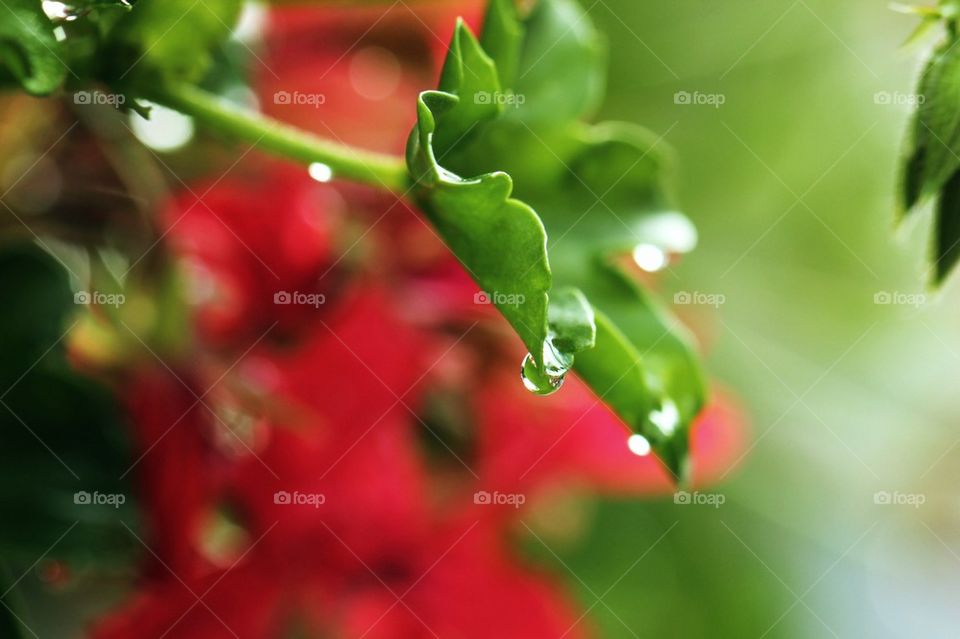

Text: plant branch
xmin=143 ymin=83 xmax=411 ymax=193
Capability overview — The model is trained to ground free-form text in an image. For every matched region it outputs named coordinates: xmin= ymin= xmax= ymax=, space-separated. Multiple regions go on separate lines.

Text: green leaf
xmin=409 ymin=0 xmax=706 ymax=478
xmin=0 ymin=0 xmax=68 ymax=95
xmin=0 ymin=244 xmax=138 ymax=567
xmin=104 ymin=0 xmax=242 ymax=85
xmin=480 ymin=0 xmax=705 ymax=476
xmin=432 ymin=19 xmax=503 ymax=152
xmin=408 ymin=89 xmax=553 ymax=361
xmin=934 ymin=169 xmax=960 ymax=279
xmin=479 ymin=0 xmax=523 ymax=90
xmin=508 ymin=0 xmax=606 ymax=125
xmin=899 ymin=27 xmax=960 ymax=282
xmin=904 ymin=40 xmax=960 ymax=210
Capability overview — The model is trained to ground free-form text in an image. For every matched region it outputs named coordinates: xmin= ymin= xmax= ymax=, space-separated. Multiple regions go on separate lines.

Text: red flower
xmin=164 ymin=163 xmax=342 ymax=349
xmin=122 ymin=368 xmax=222 ymax=579
xmin=94 ymin=288 xmax=595 ymax=639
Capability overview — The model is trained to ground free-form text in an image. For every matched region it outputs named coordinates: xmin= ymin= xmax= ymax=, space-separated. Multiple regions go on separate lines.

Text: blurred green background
xmin=550 ymin=0 xmax=960 ymax=637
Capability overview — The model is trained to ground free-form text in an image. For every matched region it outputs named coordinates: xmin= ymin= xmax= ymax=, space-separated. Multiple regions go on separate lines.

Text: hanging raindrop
xmin=521 ymin=339 xmax=573 ymax=396
xmin=520 ymin=352 xmax=564 ymax=396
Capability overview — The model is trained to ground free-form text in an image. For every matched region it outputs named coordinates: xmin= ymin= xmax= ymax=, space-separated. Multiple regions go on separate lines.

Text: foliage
xmin=0 ymin=244 xmax=136 ymax=566
xmin=900 ymin=0 xmax=960 ymax=280
xmin=408 ymin=0 xmax=704 ymax=476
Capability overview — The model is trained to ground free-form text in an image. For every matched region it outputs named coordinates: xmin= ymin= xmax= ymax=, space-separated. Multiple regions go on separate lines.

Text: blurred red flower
xmin=163 ymin=165 xmax=343 ymax=349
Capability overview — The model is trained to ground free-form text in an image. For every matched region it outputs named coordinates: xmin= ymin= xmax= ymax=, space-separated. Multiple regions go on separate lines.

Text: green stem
xmin=144 ymin=83 xmax=411 ymax=194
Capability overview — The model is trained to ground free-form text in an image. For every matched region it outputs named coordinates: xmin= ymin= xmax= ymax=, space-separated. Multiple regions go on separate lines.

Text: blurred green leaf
xmin=104 ymin=0 xmax=242 ymax=85
xmin=935 ymin=169 xmax=960 ymax=278
xmin=0 ymin=587 xmax=28 ymax=639
xmin=506 ymin=0 xmax=606 ymax=126
xmin=0 ymin=244 xmax=137 ymax=567
xmin=903 ymin=41 xmax=960 ymax=210
xmin=900 ymin=26 xmax=960 ymax=281
xmin=0 ymin=0 xmax=68 ymax=95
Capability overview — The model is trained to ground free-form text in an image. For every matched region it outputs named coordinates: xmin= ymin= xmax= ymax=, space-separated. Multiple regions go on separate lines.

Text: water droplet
xmin=308 ymin=162 xmax=333 ymax=183
xmin=129 ymin=102 xmax=195 ymax=152
xmin=42 ymin=1 xmax=74 ymax=21
xmin=521 ymin=351 xmax=565 ymax=396
xmin=632 ymin=243 xmax=668 ymax=272
xmin=650 ymin=398 xmax=680 ymax=436
xmin=633 ymin=212 xmax=698 ymax=254
xmin=627 ymin=434 xmax=652 ymax=456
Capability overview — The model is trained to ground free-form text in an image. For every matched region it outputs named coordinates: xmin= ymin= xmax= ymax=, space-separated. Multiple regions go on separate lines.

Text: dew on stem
xmin=308 ymin=162 xmax=333 ymax=183
xmin=627 ymin=433 xmax=652 ymax=456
